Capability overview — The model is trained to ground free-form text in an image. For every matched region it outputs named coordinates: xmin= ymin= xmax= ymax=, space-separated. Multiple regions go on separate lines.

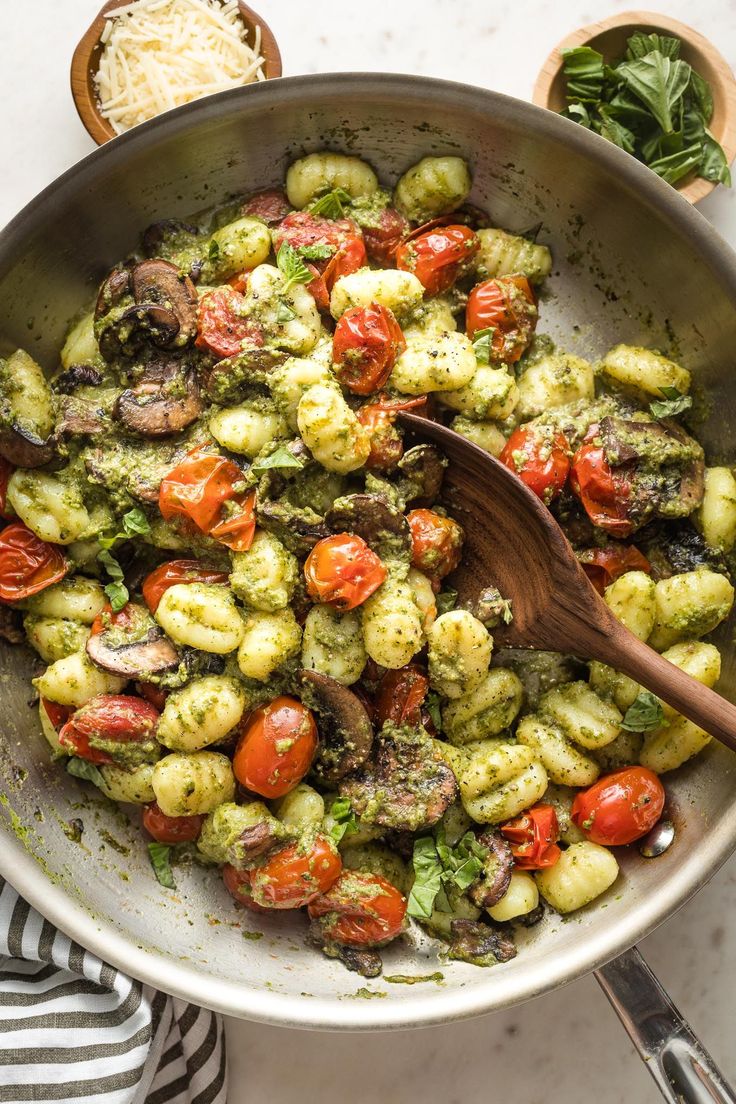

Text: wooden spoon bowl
xmin=532 ymin=10 xmax=736 ymax=205
xmin=70 ymin=0 xmax=282 ymax=145
xmin=400 ymin=412 xmax=736 ymax=753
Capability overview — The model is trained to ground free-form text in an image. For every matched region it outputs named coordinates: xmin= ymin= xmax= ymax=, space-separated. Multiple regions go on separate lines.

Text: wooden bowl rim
xmin=532 ymin=9 xmax=736 ymax=204
xmin=70 ymin=0 xmax=283 ymax=146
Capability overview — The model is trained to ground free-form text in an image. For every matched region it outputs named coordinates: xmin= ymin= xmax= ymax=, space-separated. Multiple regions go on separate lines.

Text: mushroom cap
xmin=300 ymin=669 xmax=374 ymax=783
xmin=114 ymin=360 xmax=202 ymax=437
xmin=0 ymin=425 xmax=55 ymax=468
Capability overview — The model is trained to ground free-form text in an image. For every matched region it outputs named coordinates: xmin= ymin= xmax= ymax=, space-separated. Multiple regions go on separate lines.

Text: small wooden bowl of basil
xmin=533 ymin=10 xmax=736 ymax=204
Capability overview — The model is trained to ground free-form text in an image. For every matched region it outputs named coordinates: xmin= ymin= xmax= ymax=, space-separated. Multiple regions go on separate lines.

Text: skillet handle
xmin=595 ymin=947 xmax=736 ymax=1104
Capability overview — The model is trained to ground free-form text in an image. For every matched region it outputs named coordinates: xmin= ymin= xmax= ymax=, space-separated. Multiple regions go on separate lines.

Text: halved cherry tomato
xmin=273 ymin=211 xmax=366 ymax=307
xmin=571 ymin=767 xmax=665 ymax=846
xmin=407 ymin=509 xmax=463 ymax=589
xmin=142 ymin=801 xmax=204 ymax=844
xmin=362 ymin=206 xmax=410 ymax=265
xmin=375 ymin=664 xmax=428 ymax=727
xmin=395 ymin=224 xmax=479 ymax=295
xmin=499 ymin=425 xmax=571 ymax=504
xmin=0 ymin=522 xmax=67 ymax=603
xmin=304 ymin=533 xmax=387 ymax=610
xmin=233 ymin=695 xmax=318 ymax=799
xmin=248 ymin=835 xmax=342 ymax=908
xmin=242 ymin=189 xmax=291 ymax=225
xmin=90 ymin=600 xmax=147 ymax=639
xmin=59 ymin=694 xmax=160 ymax=766
xmin=41 ymin=698 xmax=73 ymax=732
xmin=356 ymin=394 xmax=427 ymax=470
xmin=308 ymin=870 xmax=407 ymax=946
xmin=466 ymin=275 xmax=538 ymax=363
xmin=577 ymin=545 xmax=651 ymax=595
xmin=333 ymin=303 xmax=406 ymax=395
xmin=0 ymin=458 xmax=14 ymax=519
xmin=222 ymin=863 xmax=271 ymax=912
xmin=142 ymin=559 xmax=230 ymax=613
xmin=196 ymin=286 xmax=264 ymax=359
xmin=159 ymin=446 xmax=256 ymax=553
xmin=136 ymin=682 xmax=169 ymax=711
xmin=570 ymin=430 xmax=633 ymax=537
xmin=501 ymin=804 xmax=561 ymax=870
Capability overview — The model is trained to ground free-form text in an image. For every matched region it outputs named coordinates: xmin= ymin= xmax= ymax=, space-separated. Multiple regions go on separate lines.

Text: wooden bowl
xmin=70 ymin=0 xmax=282 ymax=145
xmin=533 ymin=10 xmax=736 ymax=204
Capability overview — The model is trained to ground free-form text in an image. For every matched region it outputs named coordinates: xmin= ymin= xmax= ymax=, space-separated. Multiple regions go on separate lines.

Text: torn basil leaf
xmin=148 ymin=842 xmax=176 ymax=889
xmin=66 ymin=757 xmax=105 ymax=788
xmin=621 ymin=690 xmax=665 ymax=733
xmin=649 ymin=386 xmax=693 ymax=419
xmin=251 ymin=446 xmax=305 ymax=475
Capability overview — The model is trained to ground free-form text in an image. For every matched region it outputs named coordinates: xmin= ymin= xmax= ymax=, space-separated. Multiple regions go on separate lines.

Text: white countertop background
xmin=2 ymin=1 xmax=735 ymax=1100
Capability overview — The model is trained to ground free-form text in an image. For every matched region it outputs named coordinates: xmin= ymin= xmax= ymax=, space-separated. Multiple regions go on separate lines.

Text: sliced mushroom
xmin=467 ymin=832 xmax=513 ymax=909
xmin=114 ymin=360 xmax=202 ymax=437
xmin=56 ymin=396 xmax=109 ymax=437
xmin=319 ymin=939 xmax=383 ymax=978
xmin=398 ymin=444 xmax=446 ymax=506
xmin=324 ymin=494 xmax=411 ymax=558
xmin=257 ymin=499 xmax=330 ymax=555
xmin=204 ymin=347 xmax=289 ymax=402
xmin=97 ymin=302 xmax=181 ymax=361
xmin=0 ymin=426 xmax=55 ymax=468
xmin=52 ymin=365 xmax=104 ymax=394
xmin=448 ymin=919 xmax=517 ymax=965
xmin=237 ymin=820 xmax=286 ymax=861
xmin=94 ymin=266 xmax=131 ymax=321
xmin=142 ymin=218 xmax=199 ymax=258
xmin=84 ymin=435 xmax=191 ymax=504
xmin=86 ymin=604 xmax=179 ymax=678
xmin=95 ymin=260 xmax=198 ymax=361
xmin=340 ymin=724 xmax=457 ymax=832
xmin=637 ymin=519 xmax=727 ymax=581
xmin=300 ymin=669 xmax=374 ymax=783
xmin=130 ymin=259 xmax=198 ymax=347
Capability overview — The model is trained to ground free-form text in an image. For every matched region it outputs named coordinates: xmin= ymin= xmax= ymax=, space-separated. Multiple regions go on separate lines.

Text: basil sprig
xmin=407 ymin=829 xmax=488 ymax=920
xmin=621 ymin=690 xmax=665 ymax=733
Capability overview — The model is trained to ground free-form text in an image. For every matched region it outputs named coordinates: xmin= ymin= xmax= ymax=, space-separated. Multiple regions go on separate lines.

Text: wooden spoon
xmin=399 ymin=412 xmax=736 ymax=752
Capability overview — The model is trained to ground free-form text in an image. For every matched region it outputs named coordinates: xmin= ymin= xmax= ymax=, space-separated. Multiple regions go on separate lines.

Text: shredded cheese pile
xmin=95 ymin=0 xmax=266 ymax=134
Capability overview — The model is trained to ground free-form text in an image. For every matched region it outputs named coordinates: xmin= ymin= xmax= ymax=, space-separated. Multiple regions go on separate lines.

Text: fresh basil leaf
xmin=621 ymin=690 xmax=664 ymax=732
xmin=251 ymin=445 xmax=305 ymax=475
xmin=425 ymin=691 xmax=442 ymax=733
xmin=647 ymin=144 xmax=702 ymax=185
xmin=276 ymin=301 xmax=297 ymax=323
xmin=626 ymin=32 xmax=681 ymax=61
xmin=66 ymin=757 xmax=105 ymax=788
xmin=596 ymin=107 xmax=636 ymax=153
xmin=605 ymin=88 xmax=655 ymax=124
xmin=700 ymin=131 xmax=732 ymax=186
xmin=98 ymin=549 xmax=129 ymax=612
xmin=472 ymin=327 xmax=493 ymax=365
xmin=407 ymin=836 xmax=443 ymax=919
xmin=616 ymin=53 xmax=691 ymax=135
xmin=435 ymin=589 xmax=458 ymax=615
xmin=276 ymin=242 xmax=312 ymax=294
xmin=207 ymin=238 xmax=220 ymax=262
xmin=649 ymin=386 xmax=693 ymax=419
xmin=122 ymin=507 xmax=150 ymax=536
xmin=564 ymin=102 xmax=592 ymax=127
xmin=688 ymin=69 xmax=714 ymax=122
xmin=307 ymin=187 xmax=353 ymax=219
xmin=561 ymin=46 xmax=606 ymax=104
xmin=297 ymin=243 xmax=336 ymax=261
xmin=148 ymin=842 xmax=176 ymax=889
xmin=328 ymin=797 xmax=360 ymax=845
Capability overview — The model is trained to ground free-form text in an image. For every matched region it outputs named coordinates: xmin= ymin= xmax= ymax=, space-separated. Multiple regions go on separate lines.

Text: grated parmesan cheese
xmin=95 ymin=0 xmax=266 ymax=134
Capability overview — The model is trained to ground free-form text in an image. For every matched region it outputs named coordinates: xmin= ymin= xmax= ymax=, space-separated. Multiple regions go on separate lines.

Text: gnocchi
xmin=152 ymin=752 xmax=236 ymax=817
xmin=156 ymin=676 xmax=247 ymax=752
xmin=286 ymin=152 xmax=378 ymax=209
xmin=230 ymin=530 xmax=298 ymax=612
xmin=394 ymin=156 xmax=472 ymax=223
xmin=330 ymin=268 xmax=424 ymax=321
xmin=237 ymin=608 xmax=302 ymax=681
xmin=427 ymin=610 xmax=493 ymax=699
xmin=600 ymin=344 xmax=691 ymax=397
xmin=391 ymin=331 xmax=477 ymax=396
xmin=535 ymin=841 xmax=619 ymax=913
xmin=7 ymin=469 xmax=90 ymax=544
xmin=297 ymin=384 xmax=371 ymax=473
xmin=516 ymin=353 xmax=594 ymax=420
xmin=474 ymin=227 xmax=552 ymax=284
xmin=155 ymin=583 xmax=245 ymax=654
xmin=301 ymin=604 xmax=366 ymax=685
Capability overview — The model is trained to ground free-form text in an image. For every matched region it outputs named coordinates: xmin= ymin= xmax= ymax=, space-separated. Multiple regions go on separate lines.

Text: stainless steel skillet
xmin=1 ymin=72 xmax=735 ymax=1098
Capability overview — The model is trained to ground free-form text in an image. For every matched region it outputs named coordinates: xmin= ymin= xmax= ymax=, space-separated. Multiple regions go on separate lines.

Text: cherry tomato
xmin=222 ymin=863 xmax=271 ymax=912
xmin=407 ymin=509 xmax=463 ymax=589
xmin=308 ymin=871 xmax=407 ymax=946
xmin=233 ymin=695 xmax=318 ymax=798
xmin=0 ymin=522 xmax=67 ymax=603
xmin=501 ymin=804 xmax=561 ymax=870
xmin=273 ymin=211 xmax=366 ymax=307
xmin=248 ymin=836 xmax=342 ymax=908
xmin=466 ymin=275 xmax=538 ymax=363
xmin=333 ymin=303 xmax=406 ymax=395
xmin=375 ymin=664 xmax=429 ymax=727
xmin=59 ymin=694 xmax=159 ymax=766
xmin=159 ymin=446 xmax=256 ymax=553
xmin=362 ymin=206 xmax=410 ymax=265
xmin=570 ymin=430 xmax=633 ymax=537
xmin=227 ymin=272 xmax=250 ymax=294
xmin=142 ymin=801 xmax=204 ymax=844
xmin=242 ymin=189 xmax=291 ymax=225
xmin=0 ymin=458 xmax=14 ymax=519
xmin=90 ymin=600 xmax=149 ymax=640
xmin=356 ymin=394 xmax=427 ymax=470
xmin=136 ymin=681 xmax=169 ymax=711
xmin=304 ymin=533 xmax=387 ymax=610
xmin=395 ymin=224 xmax=479 ymax=295
xmin=142 ymin=559 xmax=230 ymax=613
xmin=196 ymin=286 xmax=264 ymax=359
xmin=41 ymin=698 xmax=73 ymax=732
xmin=577 ymin=545 xmax=652 ymax=595
xmin=571 ymin=767 xmax=666 ymax=846
xmin=499 ymin=425 xmax=571 ymax=504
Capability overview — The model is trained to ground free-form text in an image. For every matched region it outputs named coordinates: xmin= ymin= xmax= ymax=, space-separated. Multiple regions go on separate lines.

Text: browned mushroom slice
xmin=324 ymin=494 xmax=411 ymax=558
xmin=95 ymin=266 xmax=131 ymax=320
xmin=256 ymin=500 xmax=330 ymax=555
xmin=204 ymin=347 xmax=289 ymax=402
xmin=398 ymin=444 xmax=446 ymax=506
xmin=308 ymin=929 xmax=382 ymax=978
xmin=340 ymin=723 xmax=457 ymax=832
xmin=115 ymin=361 xmax=202 ymax=437
xmin=52 ymin=365 xmax=104 ymax=394
xmin=86 ymin=602 xmax=179 ymax=678
xmin=130 ymin=260 xmax=198 ymax=347
xmin=56 ymin=397 xmax=109 ymax=437
xmin=96 ymin=302 xmax=181 ymax=361
xmin=0 ymin=426 xmax=55 ymax=468
xmin=447 ymin=919 xmax=517 ymax=965
xmin=300 ymin=669 xmax=374 ymax=783
xmin=600 ymin=416 xmax=705 ymax=521
xmin=467 ymin=832 xmax=513 ymax=909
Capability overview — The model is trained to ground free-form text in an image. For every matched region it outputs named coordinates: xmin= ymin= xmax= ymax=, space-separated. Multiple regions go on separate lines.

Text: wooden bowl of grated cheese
xmin=71 ymin=0 xmax=282 ymax=144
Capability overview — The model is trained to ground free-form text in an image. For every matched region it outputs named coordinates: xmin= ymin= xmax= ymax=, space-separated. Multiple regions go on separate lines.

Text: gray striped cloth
xmin=0 ymin=878 xmax=227 ymax=1104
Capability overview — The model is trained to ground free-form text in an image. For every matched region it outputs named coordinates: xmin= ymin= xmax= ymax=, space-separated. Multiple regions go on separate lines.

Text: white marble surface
xmin=2 ymin=1 xmax=736 ymax=1100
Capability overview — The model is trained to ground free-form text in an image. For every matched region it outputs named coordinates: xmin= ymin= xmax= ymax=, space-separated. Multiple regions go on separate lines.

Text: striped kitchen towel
xmin=0 ymin=878 xmax=227 ymax=1104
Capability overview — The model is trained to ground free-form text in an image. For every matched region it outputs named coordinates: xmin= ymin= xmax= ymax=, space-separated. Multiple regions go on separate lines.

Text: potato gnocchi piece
xmin=538 ymin=681 xmax=622 ymax=749
xmin=658 ymin=641 xmax=721 ymax=720
xmin=516 ymin=713 xmax=600 ymax=787
xmin=361 ymin=568 xmax=424 ymax=670
xmin=297 ymin=384 xmax=371 ymax=474
xmin=273 ymin=784 xmax=325 ymax=831
xmin=535 ymin=841 xmax=618 ymax=913
xmin=197 ymin=801 xmax=285 ymax=864
xmin=403 ymin=296 xmax=457 ymax=339
xmin=201 ymin=216 xmax=272 ymax=281
xmin=604 ymin=570 xmax=656 ymax=642
xmin=449 ymin=416 xmax=507 ymax=457
xmin=98 ymin=762 xmax=156 ymax=804
xmin=23 ymin=576 xmax=106 ymax=624
xmin=230 ymin=530 xmax=298 ymax=612
xmin=301 ymin=604 xmax=366 ymax=685
xmin=515 ymin=353 xmax=594 ymax=420
xmin=246 ymin=264 xmax=321 ymax=354
xmin=33 ymin=651 xmax=126 ymax=707
xmin=286 ymin=152 xmax=378 ymax=209
xmin=157 ymin=675 xmax=247 ymax=752
xmin=7 ymin=469 xmax=90 ymax=544
xmin=437 ymin=738 xmax=548 ymax=823
xmin=600 ymin=344 xmax=691 ymax=398
xmin=593 ymin=729 xmax=644 ymax=773
xmin=648 ymin=569 xmax=734 ymax=651
xmin=441 ymin=668 xmax=523 ymax=744
xmin=427 ymin=609 xmax=493 ymax=699
xmin=209 ymin=401 xmax=289 ymax=458
xmin=439 ymin=364 xmax=519 ymax=419
xmin=487 ymin=870 xmax=539 ymax=922
xmin=39 ymin=700 xmax=66 ymax=757
xmin=270 ymin=356 xmax=336 ymax=431
xmin=155 ymin=583 xmax=245 ymax=654
xmin=60 ymin=312 xmax=102 ymax=370
xmin=588 ymin=661 xmax=640 ymax=713
xmin=0 ymin=349 xmax=54 ymax=447
xmin=640 ymin=714 xmax=711 ymax=773
xmin=237 ymin=608 xmax=302 ymax=681
xmin=152 ymin=751 xmax=236 ymax=817
xmin=390 ymin=331 xmax=477 ymax=396
xmin=696 ymin=467 xmax=736 ymax=553
xmin=24 ymin=616 xmax=90 ymax=664
xmin=407 ymin=568 xmax=437 ymax=634
xmin=330 ymin=268 xmax=424 ymax=322
xmin=474 ymin=227 xmax=552 ymax=285
xmin=394 ymin=156 xmax=471 ymax=223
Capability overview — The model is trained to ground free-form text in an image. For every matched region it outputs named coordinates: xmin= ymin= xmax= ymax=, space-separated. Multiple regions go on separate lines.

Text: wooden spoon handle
xmin=590 ymin=620 xmax=736 ymax=754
